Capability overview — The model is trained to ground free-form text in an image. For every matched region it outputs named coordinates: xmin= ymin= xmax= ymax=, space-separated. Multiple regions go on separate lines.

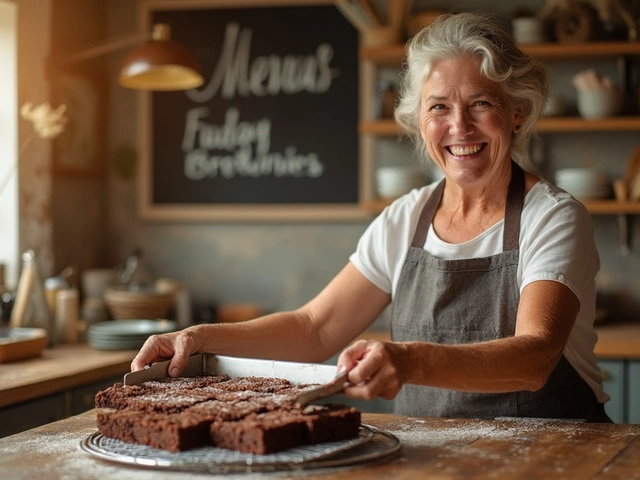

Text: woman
xmin=132 ymin=12 xmax=610 ymax=422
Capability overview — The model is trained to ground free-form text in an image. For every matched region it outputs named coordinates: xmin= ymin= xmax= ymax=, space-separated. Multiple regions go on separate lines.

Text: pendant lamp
xmin=118 ymin=24 xmax=203 ymax=91
xmin=65 ymin=23 xmax=204 ymax=92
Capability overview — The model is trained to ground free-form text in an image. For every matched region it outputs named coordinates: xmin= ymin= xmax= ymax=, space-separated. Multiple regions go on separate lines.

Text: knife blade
xmin=123 ymin=353 xmax=205 ymax=385
xmin=294 ymin=371 xmax=350 ymax=407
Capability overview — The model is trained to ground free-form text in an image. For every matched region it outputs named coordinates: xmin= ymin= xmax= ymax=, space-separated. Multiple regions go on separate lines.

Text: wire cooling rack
xmin=79 ymin=424 xmax=401 ymax=473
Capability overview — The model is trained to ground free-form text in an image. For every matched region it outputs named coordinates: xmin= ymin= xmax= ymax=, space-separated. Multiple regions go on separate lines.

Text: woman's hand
xmin=337 ymin=339 xmax=414 ymax=401
xmin=130 ymin=326 xmax=203 ymax=377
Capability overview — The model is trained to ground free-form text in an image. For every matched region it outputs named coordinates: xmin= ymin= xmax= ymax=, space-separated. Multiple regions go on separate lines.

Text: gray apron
xmin=391 ymin=163 xmax=611 ymax=422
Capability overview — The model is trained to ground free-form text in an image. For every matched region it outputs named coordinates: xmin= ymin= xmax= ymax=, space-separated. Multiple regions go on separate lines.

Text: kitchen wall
xmin=50 ymin=0 xmax=109 ymax=277
xmin=86 ymin=0 xmax=640 ymax=324
xmin=17 ymin=0 xmax=54 ymax=278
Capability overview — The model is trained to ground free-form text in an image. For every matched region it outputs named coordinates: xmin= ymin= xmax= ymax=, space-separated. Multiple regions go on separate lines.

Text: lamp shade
xmin=118 ymin=24 xmax=204 ymax=91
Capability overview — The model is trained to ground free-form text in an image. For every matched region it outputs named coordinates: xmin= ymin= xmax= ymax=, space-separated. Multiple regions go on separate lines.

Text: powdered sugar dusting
xmin=0 ymin=425 xmax=338 ymax=479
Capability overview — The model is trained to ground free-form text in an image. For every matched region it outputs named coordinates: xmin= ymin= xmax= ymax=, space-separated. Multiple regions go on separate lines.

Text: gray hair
xmin=394 ymin=12 xmax=549 ymax=167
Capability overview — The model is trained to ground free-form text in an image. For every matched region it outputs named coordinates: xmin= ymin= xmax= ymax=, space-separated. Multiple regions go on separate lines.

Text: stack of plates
xmin=87 ymin=319 xmax=177 ymax=350
xmin=554 ymin=168 xmax=611 ymax=200
xmin=376 ymin=166 xmax=426 ymax=199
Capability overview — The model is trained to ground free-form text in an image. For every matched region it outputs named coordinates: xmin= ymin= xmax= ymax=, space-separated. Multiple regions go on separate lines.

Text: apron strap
xmin=503 ymin=162 xmax=525 ymax=252
xmin=411 ymin=179 xmax=445 ymax=248
xmin=411 ymin=161 xmax=525 ymax=252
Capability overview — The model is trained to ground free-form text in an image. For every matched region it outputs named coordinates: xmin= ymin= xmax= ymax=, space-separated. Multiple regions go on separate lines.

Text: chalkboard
xmin=139 ymin=1 xmax=363 ymax=221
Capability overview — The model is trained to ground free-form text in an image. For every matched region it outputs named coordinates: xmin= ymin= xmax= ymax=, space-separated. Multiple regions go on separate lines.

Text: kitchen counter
xmin=593 ymin=321 xmax=640 ymax=359
xmin=0 ymin=344 xmax=137 ymax=408
xmin=1 ymin=410 xmax=639 ymax=479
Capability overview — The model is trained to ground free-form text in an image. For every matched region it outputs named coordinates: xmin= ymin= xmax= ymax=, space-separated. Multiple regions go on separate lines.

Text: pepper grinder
xmin=9 ymin=250 xmax=56 ymax=346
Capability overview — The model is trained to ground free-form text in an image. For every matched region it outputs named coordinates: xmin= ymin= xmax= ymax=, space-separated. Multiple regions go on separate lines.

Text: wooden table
xmin=1 ymin=410 xmax=639 ymax=479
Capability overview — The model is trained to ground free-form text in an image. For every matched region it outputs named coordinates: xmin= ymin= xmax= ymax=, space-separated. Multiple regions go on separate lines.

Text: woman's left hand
xmin=337 ymin=339 xmax=413 ymax=401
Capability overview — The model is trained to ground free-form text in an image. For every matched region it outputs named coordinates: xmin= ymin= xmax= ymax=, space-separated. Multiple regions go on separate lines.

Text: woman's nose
xmin=449 ymin=108 xmax=474 ymax=137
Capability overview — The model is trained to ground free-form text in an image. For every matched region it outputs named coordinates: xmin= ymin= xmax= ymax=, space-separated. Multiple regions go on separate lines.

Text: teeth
xmin=449 ymin=144 xmax=482 ymax=156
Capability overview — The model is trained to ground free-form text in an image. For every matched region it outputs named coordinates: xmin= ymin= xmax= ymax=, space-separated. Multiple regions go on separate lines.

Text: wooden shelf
xmin=582 ymin=200 xmax=640 ymax=214
xmin=536 ymin=116 xmax=640 ymax=132
xmin=360 ymin=44 xmax=405 ymax=65
xmin=359 ymin=119 xmax=399 ymax=135
xmin=360 ymin=117 xmax=640 ymax=135
xmin=360 ymin=41 xmax=640 ymax=65
xmin=361 ymin=199 xmax=640 ymax=215
xmin=521 ymin=41 xmax=640 ymax=59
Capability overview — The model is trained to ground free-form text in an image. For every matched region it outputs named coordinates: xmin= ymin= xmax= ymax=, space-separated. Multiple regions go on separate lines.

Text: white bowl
xmin=376 ymin=167 xmax=425 ymax=198
xmin=577 ymin=90 xmax=620 ymax=119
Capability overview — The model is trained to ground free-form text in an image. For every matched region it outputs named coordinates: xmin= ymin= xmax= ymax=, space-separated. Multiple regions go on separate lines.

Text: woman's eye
xmin=473 ymin=100 xmax=491 ymax=107
xmin=431 ymin=104 xmax=446 ymax=111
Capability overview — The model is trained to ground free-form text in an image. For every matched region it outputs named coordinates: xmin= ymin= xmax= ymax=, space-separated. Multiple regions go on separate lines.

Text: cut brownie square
xmin=95 ymin=384 xmax=146 ymax=410
xmin=125 ymin=389 xmax=215 ymax=414
xmin=302 ymin=404 xmax=361 ymax=444
xmin=220 ymin=376 xmax=294 ymax=394
xmin=132 ymin=411 xmax=212 ymax=452
xmin=98 ymin=408 xmax=213 ymax=452
xmin=97 ymin=408 xmax=139 ymax=444
xmin=210 ymin=411 xmax=308 ymax=454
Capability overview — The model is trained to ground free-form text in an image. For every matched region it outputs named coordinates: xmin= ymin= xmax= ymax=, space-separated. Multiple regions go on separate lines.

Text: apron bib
xmin=391 ymin=163 xmax=609 ymax=421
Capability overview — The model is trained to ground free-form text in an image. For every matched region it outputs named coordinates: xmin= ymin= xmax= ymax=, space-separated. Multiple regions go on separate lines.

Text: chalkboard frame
xmin=137 ymin=0 xmax=368 ymax=222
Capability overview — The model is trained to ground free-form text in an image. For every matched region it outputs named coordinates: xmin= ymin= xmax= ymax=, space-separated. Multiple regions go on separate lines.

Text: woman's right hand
xmin=130 ymin=326 xmax=202 ymax=377
xmin=337 ymin=339 xmax=413 ymax=401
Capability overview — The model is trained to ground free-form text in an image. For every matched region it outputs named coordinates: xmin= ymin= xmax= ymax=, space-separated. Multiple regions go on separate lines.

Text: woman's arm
xmin=131 ymin=262 xmax=391 ymax=376
xmin=339 ymin=279 xmax=579 ymax=400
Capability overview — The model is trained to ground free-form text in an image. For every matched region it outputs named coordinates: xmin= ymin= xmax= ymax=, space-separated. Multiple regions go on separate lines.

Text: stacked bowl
xmin=87 ymin=319 xmax=177 ymax=350
xmin=554 ymin=168 xmax=611 ymax=200
xmin=376 ymin=166 xmax=426 ymax=199
xmin=103 ymin=286 xmax=174 ymax=320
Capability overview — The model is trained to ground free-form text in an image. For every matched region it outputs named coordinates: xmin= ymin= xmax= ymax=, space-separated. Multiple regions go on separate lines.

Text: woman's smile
xmin=447 ymin=143 xmax=486 ymax=157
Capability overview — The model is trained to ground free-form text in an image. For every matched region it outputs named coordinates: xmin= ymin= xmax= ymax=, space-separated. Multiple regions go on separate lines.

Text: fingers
xmin=337 ymin=339 xmax=369 ymax=375
xmin=339 ymin=340 xmax=408 ymax=401
xmin=131 ymin=339 xmax=162 ymax=372
xmin=167 ymin=332 xmax=198 ymax=377
xmin=130 ymin=329 xmax=200 ymax=376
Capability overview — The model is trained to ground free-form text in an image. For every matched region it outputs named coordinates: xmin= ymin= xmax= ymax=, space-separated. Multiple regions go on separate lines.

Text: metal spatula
xmin=294 ymin=371 xmax=350 ymax=407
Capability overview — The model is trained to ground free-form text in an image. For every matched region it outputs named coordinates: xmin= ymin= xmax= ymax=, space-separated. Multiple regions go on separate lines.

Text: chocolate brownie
xmin=210 ymin=411 xmax=308 ymax=454
xmin=98 ymin=408 xmax=212 ymax=452
xmin=301 ymin=404 xmax=362 ymax=444
xmin=95 ymin=374 xmax=361 ymax=454
xmin=95 ymin=383 xmax=144 ymax=410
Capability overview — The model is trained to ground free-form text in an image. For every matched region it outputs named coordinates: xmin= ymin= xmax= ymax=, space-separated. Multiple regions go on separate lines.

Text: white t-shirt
xmin=350 ymin=179 xmax=608 ymax=402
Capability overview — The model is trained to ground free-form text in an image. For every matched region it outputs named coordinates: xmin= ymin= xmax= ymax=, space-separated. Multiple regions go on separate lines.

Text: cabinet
xmin=0 ymin=375 xmax=121 ymax=438
xmin=598 ymin=359 xmax=640 ymax=423
xmin=358 ymin=41 xmax=640 ymax=214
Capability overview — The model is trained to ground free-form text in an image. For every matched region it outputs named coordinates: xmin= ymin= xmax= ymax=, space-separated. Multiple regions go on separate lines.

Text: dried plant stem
xmin=0 ymin=129 xmax=37 ymax=198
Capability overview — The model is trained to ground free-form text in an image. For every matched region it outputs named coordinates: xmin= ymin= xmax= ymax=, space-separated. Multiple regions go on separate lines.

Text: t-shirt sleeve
xmin=519 ymin=195 xmax=600 ymax=299
xmin=349 ymin=186 xmax=433 ymax=296
xmin=349 ymin=208 xmax=393 ymax=294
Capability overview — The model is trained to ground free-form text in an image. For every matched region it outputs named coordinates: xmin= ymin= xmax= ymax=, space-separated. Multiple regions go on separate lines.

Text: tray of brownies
xmin=80 ymin=354 xmax=401 ymax=473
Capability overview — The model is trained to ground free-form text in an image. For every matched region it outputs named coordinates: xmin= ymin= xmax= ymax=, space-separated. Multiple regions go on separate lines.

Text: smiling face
xmin=420 ymin=55 xmax=523 ymax=189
